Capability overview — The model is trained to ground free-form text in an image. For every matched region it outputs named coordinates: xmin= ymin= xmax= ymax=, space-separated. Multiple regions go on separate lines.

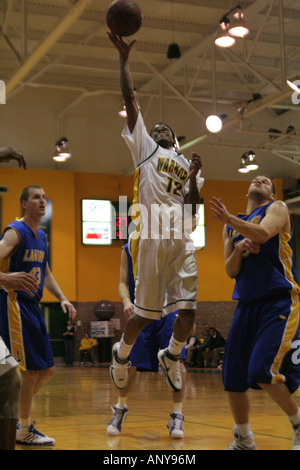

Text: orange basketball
xmin=106 ymin=0 xmax=143 ymax=37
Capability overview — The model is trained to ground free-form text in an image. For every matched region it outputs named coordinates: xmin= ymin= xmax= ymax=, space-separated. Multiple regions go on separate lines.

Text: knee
xmin=39 ymin=366 xmax=55 ymax=382
xmin=178 ymin=309 xmax=195 ymax=325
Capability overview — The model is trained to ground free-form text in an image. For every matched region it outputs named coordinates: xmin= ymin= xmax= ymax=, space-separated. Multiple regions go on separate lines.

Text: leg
xmin=226 ymin=391 xmax=256 ymax=450
xmin=173 ymin=309 xmax=195 ymax=343
xmin=122 ymin=314 xmax=152 ymax=347
xmin=110 ymin=315 xmax=151 ymax=390
xmin=0 ymin=368 xmax=20 ymax=450
xmin=107 ymin=367 xmax=136 ymax=436
xmin=17 ymin=367 xmax=56 ymax=446
xmin=258 ymin=382 xmax=299 ymax=416
xmin=158 ymin=310 xmax=195 ymax=393
xmin=19 ymin=367 xmax=55 ymax=421
xmin=227 ymin=391 xmax=251 ymax=425
xmin=168 ymin=362 xmax=186 ymax=438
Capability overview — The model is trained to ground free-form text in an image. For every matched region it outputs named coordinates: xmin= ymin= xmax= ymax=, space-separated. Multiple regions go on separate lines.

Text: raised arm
xmin=0 ymin=147 xmax=27 ymax=169
xmin=107 ymin=32 xmax=139 ymax=132
xmin=210 ymin=198 xmax=290 ymax=244
xmin=185 ymin=153 xmax=202 ymax=215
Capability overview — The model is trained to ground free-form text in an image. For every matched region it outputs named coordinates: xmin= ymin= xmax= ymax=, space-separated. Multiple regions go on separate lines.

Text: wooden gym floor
xmin=14 ymin=364 xmax=300 ymax=452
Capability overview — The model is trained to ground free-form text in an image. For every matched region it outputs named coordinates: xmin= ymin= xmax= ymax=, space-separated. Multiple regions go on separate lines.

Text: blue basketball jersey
xmin=226 ymin=202 xmax=300 ymax=302
xmin=0 ymin=219 xmax=47 ymax=301
xmin=123 ymin=242 xmax=135 ymax=303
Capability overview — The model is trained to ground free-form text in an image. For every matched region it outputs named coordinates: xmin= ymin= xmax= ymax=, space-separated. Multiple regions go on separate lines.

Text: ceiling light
xmin=238 ymin=156 xmax=250 ymax=173
xmin=245 ymin=151 xmax=258 ymax=170
xmin=287 ymin=79 xmax=300 ymax=94
xmin=118 ymin=105 xmax=127 ymax=118
xmin=167 ymin=42 xmax=181 ymax=60
xmin=228 ymin=8 xmax=249 ymax=38
xmin=53 ymin=136 xmax=71 ymax=162
xmin=215 ymin=21 xmax=236 ymax=48
xmin=206 ymin=115 xmax=223 ymax=133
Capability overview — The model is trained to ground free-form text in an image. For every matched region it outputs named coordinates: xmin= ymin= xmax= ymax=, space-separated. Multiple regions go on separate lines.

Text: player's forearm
xmin=225 ymin=214 xmax=269 ymax=244
xmin=186 ymin=176 xmax=201 ymax=215
xmin=44 ymin=272 xmax=66 ymax=302
xmin=118 ymin=282 xmax=131 ymax=304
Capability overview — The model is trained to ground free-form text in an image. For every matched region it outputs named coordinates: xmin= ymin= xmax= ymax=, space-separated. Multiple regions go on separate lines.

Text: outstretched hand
xmin=209 ymin=196 xmax=231 ymax=224
xmin=0 ymin=147 xmax=27 ymax=169
xmin=189 ymin=153 xmax=202 ymax=178
xmin=107 ymin=31 xmax=137 ymax=60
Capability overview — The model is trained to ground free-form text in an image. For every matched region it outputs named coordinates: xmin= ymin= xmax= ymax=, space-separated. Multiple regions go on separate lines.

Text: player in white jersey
xmin=108 ymin=33 xmax=204 ymax=394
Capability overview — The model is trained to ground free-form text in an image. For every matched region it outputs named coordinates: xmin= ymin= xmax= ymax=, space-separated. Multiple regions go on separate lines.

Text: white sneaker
xmin=109 ymin=342 xmax=131 ymax=390
xmin=293 ymin=424 xmax=300 ymax=450
xmin=158 ymin=348 xmax=182 ymax=392
xmin=226 ymin=429 xmax=256 ymax=450
xmin=16 ymin=422 xmax=55 ymax=446
xmin=167 ymin=412 xmax=184 ymax=439
xmin=107 ymin=405 xmax=128 ymax=436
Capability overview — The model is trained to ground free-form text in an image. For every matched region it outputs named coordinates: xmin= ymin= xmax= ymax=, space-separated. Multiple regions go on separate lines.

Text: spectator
xmin=79 ymin=333 xmax=97 ymax=366
xmin=202 ymin=327 xmax=226 ymax=368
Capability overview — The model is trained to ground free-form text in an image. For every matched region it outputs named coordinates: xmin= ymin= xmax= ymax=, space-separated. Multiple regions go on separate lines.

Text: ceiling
xmin=1 ymin=0 xmax=300 ymax=199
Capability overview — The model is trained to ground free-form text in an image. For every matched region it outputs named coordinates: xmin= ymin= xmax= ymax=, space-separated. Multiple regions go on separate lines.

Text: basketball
xmin=106 ymin=0 xmax=143 ymax=37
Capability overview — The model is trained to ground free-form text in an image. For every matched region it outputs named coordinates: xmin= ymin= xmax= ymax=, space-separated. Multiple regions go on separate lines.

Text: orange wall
xmin=0 ymin=168 xmax=76 ymax=302
xmin=0 ymin=168 xmax=282 ymax=303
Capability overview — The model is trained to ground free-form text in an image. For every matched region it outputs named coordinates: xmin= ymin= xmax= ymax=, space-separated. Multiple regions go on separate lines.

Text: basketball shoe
xmin=167 ymin=412 xmax=184 ymax=439
xmin=158 ymin=348 xmax=182 ymax=392
xmin=109 ymin=342 xmax=131 ymax=390
xmin=107 ymin=405 xmax=128 ymax=436
xmin=293 ymin=423 xmax=300 ymax=450
xmin=226 ymin=429 xmax=257 ymax=450
xmin=16 ymin=421 xmax=55 ymax=446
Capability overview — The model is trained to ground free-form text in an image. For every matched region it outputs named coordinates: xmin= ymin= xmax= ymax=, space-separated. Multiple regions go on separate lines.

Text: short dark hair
xmin=150 ymin=122 xmax=176 ymax=140
xmin=263 ymin=175 xmax=276 ymax=195
xmin=19 ymin=185 xmax=42 ymax=204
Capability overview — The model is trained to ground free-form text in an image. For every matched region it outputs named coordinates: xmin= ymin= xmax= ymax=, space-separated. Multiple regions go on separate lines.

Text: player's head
xmin=20 ymin=185 xmax=46 ymax=217
xmin=248 ymin=175 xmax=276 ymax=202
xmin=150 ymin=122 xmax=178 ymax=152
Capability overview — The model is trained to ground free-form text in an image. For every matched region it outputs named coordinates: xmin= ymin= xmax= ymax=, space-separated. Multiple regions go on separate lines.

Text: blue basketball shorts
xmin=222 ymin=292 xmax=300 ymax=393
xmin=130 ymin=311 xmax=186 ymax=371
xmin=0 ymin=292 xmax=54 ymax=371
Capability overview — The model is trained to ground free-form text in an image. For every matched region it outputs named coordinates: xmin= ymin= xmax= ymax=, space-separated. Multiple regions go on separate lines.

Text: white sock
xmin=288 ymin=408 xmax=300 ymax=427
xmin=168 ymin=335 xmax=185 ymax=357
xmin=235 ymin=422 xmax=251 ymax=438
xmin=117 ymin=334 xmax=133 ymax=360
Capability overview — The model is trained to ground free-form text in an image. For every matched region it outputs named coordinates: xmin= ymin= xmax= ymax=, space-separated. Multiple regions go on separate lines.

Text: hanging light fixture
xmin=215 ymin=4 xmax=249 ymax=48
xmin=167 ymin=42 xmax=181 ymax=60
xmin=206 ymin=114 xmax=227 ymax=133
xmin=53 ymin=137 xmax=71 ymax=162
xmin=118 ymin=105 xmax=127 ymax=118
xmin=238 ymin=151 xmax=259 ymax=173
xmin=245 ymin=151 xmax=258 ymax=170
xmin=228 ymin=7 xmax=249 ymax=38
xmin=215 ymin=20 xmax=236 ymax=48
xmin=238 ymin=155 xmax=250 ymax=173
xmin=167 ymin=0 xmax=181 ymax=60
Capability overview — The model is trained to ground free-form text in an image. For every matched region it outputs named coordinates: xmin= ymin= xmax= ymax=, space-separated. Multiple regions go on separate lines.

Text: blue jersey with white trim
xmin=0 ymin=219 xmax=47 ymax=302
xmin=226 ymin=201 xmax=300 ymax=302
